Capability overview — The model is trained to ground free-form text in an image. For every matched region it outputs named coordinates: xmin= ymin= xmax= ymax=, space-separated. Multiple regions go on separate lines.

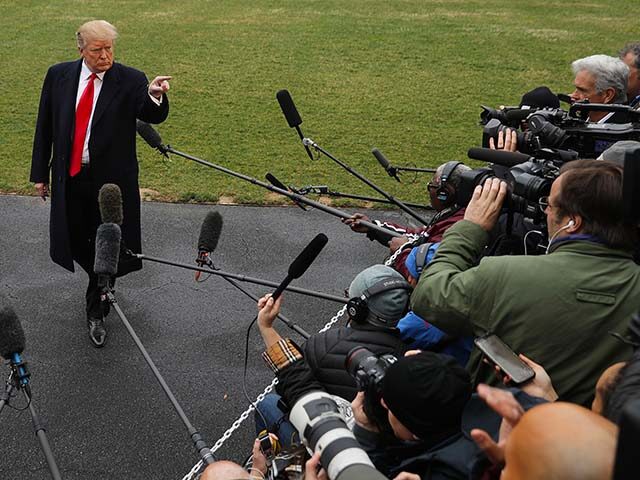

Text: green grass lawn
xmin=1 ymin=1 xmax=637 ymax=206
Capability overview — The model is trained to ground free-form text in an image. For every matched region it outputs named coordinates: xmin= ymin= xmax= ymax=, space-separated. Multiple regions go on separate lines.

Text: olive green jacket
xmin=411 ymin=220 xmax=638 ymax=406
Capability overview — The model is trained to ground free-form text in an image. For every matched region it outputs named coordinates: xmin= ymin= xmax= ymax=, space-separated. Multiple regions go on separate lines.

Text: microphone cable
xmin=241 ymin=314 xmax=270 ymax=436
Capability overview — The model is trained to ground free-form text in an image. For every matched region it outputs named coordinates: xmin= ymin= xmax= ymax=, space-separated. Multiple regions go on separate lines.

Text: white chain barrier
xmin=181 ymin=240 xmax=414 ymax=480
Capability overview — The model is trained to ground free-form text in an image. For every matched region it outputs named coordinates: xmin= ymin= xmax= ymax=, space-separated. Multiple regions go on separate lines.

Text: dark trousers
xmin=66 ymin=167 xmax=114 ymax=319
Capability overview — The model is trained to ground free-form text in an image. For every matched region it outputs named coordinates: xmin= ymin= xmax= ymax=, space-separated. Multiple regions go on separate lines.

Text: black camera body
xmin=457 ymin=153 xmax=560 ymax=225
xmin=345 ymin=347 xmax=397 ymax=433
xmin=481 ymin=104 xmax=640 ymax=158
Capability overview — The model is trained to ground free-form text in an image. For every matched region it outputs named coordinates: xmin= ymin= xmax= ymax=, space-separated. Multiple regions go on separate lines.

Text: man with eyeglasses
xmin=343 ymin=161 xmax=471 ymax=280
xmin=31 ymin=20 xmax=171 ymax=347
xmin=411 ymin=160 xmax=640 ymax=407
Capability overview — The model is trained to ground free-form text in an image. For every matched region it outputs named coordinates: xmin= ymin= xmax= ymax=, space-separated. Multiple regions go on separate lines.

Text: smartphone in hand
xmin=474 ymin=334 xmax=535 ymax=385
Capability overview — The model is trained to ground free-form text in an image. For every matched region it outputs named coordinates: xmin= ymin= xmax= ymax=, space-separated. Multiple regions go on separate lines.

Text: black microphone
xmin=276 ymin=89 xmax=314 ymax=160
xmin=98 ymin=183 xmax=123 ymax=225
xmin=557 ymin=93 xmax=574 ymax=105
xmin=266 ymin=172 xmax=290 ymax=192
xmin=504 ymin=109 xmax=537 ymax=124
xmin=195 ymin=211 xmax=223 ymax=280
xmin=136 ymin=120 xmax=169 ymax=155
xmin=276 ymin=89 xmax=303 ymax=128
xmin=266 ymin=173 xmax=308 ymax=211
xmin=467 ymin=147 xmax=532 ymax=167
xmin=372 ymin=148 xmax=400 ymax=182
xmin=271 ymin=233 xmax=328 ymax=300
xmin=94 ymin=223 xmax=121 ymax=299
xmin=0 ymin=303 xmax=29 ymax=388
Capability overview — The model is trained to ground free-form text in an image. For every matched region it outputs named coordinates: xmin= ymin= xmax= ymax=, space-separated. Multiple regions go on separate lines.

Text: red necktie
xmin=69 ymin=73 xmax=97 ymax=177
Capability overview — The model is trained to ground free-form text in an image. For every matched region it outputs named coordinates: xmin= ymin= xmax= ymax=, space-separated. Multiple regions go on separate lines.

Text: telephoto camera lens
xmin=289 ymin=391 xmax=387 ymax=480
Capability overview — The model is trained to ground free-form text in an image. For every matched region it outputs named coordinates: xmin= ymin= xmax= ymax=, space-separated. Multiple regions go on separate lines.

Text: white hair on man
xmin=76 ymin=20 xmax=118 ymax=49
xmin=571 ymin=54 xmax=629 ymax=104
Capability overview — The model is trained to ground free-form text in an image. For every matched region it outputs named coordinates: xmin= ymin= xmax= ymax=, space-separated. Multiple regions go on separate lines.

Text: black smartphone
xmin=474 ymin=334 xmax=535 ymax=385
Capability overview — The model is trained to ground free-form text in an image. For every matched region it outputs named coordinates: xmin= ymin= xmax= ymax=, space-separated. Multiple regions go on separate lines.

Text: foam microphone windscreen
xmin=288 ymin=233 xmax=328 ymax=279
xmin=94 ymin=223 xmax=121 ymax=276
xmin=467 ymin=148 xmax=532 ymax=167
xmin=0 ymin=303 xmax=25 ymax=357
xmin=276 ymin=90 xmax=303 ymax=128
xmin=98 ymin=183 xmax=123 ymax=225
xmin=372 ymin=148 xmax=391 ymax=169
xmin=198 ymin=211 xmax=223 ymax=253
xmin=136 ymin=120 xmax=164 ymax=149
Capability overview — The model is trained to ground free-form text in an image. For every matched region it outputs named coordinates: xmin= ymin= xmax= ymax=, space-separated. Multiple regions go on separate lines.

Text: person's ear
xmin=567 ymin=215 xmax=582 ymax=232
xmin=602 ymin=87 xmax=616 ymax=104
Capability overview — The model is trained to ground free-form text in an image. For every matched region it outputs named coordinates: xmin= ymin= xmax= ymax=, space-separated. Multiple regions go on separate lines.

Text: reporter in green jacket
xmin=411 ymin=160 xmax=639 ymax=407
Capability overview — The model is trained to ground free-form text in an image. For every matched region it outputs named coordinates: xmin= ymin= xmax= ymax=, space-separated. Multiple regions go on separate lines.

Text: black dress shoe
xmin=87 ymin=317 xmax=107 ymax=348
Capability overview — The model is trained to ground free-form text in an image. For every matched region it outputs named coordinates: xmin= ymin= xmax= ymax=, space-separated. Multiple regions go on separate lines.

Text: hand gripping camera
xmin=345 ymin=347 xmax=398 ymax=434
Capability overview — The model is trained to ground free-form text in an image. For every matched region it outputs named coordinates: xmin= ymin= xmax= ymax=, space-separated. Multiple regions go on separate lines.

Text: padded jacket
xmin=303 ymin=324 xmax=407 ymax=401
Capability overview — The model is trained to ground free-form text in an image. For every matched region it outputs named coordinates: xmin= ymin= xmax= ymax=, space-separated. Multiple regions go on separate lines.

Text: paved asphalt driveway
xmin=0 ymin=195 xmax=420 ymax=480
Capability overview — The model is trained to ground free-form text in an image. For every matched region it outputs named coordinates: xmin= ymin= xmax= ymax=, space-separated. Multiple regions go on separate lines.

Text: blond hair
xmin=76 ymin=20 xmax=118 ymax=49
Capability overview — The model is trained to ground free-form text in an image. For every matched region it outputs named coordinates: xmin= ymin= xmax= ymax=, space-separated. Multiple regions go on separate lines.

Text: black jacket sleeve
xmin=275 ymin=357 xmax=327 ymax=410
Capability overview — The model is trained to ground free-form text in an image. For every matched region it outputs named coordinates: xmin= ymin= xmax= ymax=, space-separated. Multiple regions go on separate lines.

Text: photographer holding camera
xmin=411 ymin=160 xmax=640 ymax=407
xmin=348 ymin=349 xmax=548 ymax=480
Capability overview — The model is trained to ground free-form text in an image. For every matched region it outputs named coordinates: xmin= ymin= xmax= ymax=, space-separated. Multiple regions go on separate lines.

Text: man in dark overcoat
xmin=30 ymin=19 xmax=170 ymax=346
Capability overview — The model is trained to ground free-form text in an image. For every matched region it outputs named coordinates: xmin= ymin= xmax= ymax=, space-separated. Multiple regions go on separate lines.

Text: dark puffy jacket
xmin=303 ymin=325 xmax=407 ymax=401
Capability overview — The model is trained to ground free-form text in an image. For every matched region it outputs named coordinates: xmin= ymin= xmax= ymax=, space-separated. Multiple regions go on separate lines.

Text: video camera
xmin=345 ymin=347 xmax=397 ymax=434
xmin=481 ymin=103 xmax=640 ymax=158
xmin=456 ymin=148 xmax=566 ymax=225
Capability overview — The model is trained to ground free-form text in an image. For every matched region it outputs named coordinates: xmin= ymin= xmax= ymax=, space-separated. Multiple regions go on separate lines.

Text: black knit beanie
xmin=381 ymin=352 xmax=472 ymax=440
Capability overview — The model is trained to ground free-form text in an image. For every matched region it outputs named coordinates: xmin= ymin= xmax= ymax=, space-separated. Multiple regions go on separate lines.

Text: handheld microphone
xmin=271 ymin=233 xmax=328 ymax=300
xmin=195 ymin=211 xmax=223 ymax=280
xmin=276 ymin=89 xmax=314 ymax=160
xmin=98 ymin=183 xmax=123 ymax=225
xmin=136 ymin=120 xmax=169 ymax=156
xmin=467 ymin=147 xmax=533 ymax=167
xmin=372 ymin=148 xmax=400 ymax=182
xmin=0 ymin=303 xmax=29 ymax=388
